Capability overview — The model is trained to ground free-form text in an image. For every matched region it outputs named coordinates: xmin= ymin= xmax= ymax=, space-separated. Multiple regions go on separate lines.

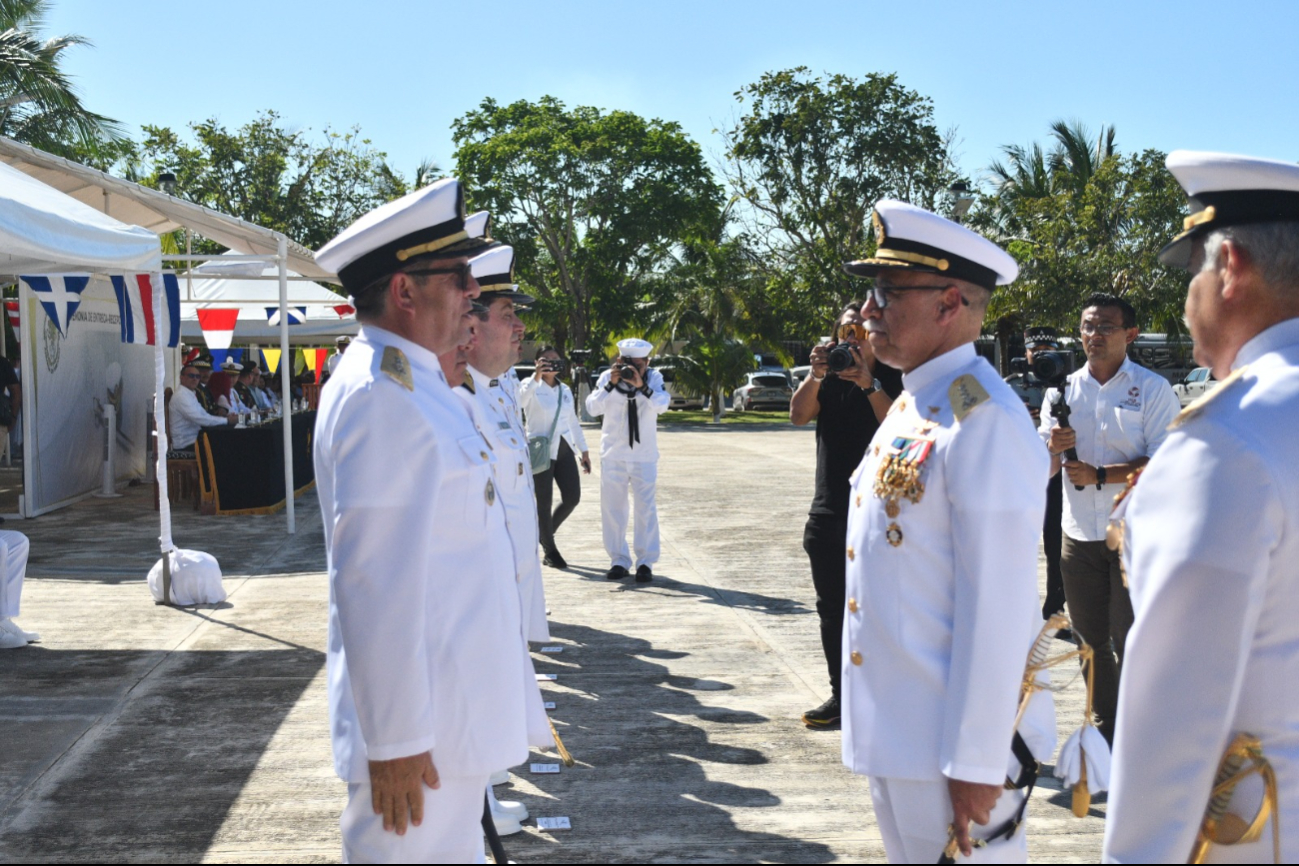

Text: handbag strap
xmin=546 ymin=386 xmax=564 ymax=439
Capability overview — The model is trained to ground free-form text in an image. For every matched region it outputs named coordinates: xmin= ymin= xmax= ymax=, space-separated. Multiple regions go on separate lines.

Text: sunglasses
xmin=836 ymin=322 xmax=867 ymax=342
xmin=404 ymin=263 xmax=473 ymax=287
xmin=869 ymin=283 xmax=970 ymax=310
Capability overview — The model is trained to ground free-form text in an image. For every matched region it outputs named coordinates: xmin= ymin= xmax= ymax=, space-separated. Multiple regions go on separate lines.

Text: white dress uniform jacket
xmin=844 ymin=344 xmax=1053 ymax=782
xmin=314 ymin=326 xmax=531 ymax=784
xmin=517 ymin=377 xmax=589 ymax=460
xmin=585 ymin=368 xmax=670 ymax=463
xmin=169 ymin=384 xmax=227 ymax=450
xmin=1104 ymin=318 xmax=1299 ymax=864
xmin=461 ymin=365 xmax=550 ymax=643
xmin=1037 ymin=358 xmax=1179 ymax=541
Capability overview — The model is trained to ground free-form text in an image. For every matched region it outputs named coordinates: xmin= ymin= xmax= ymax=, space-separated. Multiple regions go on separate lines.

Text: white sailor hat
xmin=1159 ymin=150 xmax=1299 ymax=269
xmin=616 ymin=338 xmax=653 ymax=359
xmin=470 ymin=244 xmax=535 ymax=307
xmin=844 ymin=200 xmax=1018 ymax=290
xmin=315 ymin=178 xmax=498 ymax=294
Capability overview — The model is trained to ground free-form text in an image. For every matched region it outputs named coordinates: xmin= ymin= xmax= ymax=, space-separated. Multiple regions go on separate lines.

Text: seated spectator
xmin=192 ymin=358 xmax=219 ymax=415
xmin=0 ymin=530 xmax=35 ymax=650
xmin=207 ymin=371 xmax=240 ymax=416
xmin=234 ymin=364 xmax=262 ymax=413
xmin=169 ymin=365 xmax=236 ymax=457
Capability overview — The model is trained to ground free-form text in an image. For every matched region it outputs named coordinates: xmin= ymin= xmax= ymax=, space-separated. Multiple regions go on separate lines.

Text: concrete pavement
xmin=0 ymin=424 xmax=1105 ymax=862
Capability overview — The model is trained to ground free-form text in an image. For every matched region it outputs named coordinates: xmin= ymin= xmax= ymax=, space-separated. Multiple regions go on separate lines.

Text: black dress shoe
xmin=801 ymin=696 xmax=841 ymax=729
xmin=635 ymin=565 xmax=653 ymax=583
xmin=543 ymin=549 xmax=568 ymax=569
xmin=606 ymin=565 xmax=629 ymax=580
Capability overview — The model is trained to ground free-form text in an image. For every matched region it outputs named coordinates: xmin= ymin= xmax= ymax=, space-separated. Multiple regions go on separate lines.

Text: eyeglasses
xmin=181 ymin=372 xmax=200 ymax=380
xmin=836 ymin=322 xmax=867 ymax=342
xmin=869 ymin=283 xmax=969 ymax=310
xmin=405 ymin=263 xmax=473 ymax=287
xmin=1080 ymin=322 xmax=1123 ymax=336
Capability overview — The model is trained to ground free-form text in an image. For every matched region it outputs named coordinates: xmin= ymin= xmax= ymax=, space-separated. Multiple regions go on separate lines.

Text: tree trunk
xmin=712 ymin=386 xmax=724 ymax=423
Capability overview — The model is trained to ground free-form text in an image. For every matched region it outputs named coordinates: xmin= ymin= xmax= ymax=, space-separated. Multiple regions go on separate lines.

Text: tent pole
xmin=278 ymin=235 xmax=295 ymax=534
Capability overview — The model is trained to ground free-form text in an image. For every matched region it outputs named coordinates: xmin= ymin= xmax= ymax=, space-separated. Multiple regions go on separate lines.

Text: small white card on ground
xmin=537 ymin=816 xmax=572 ymax=831
xmin=530 ymin=762 xmax=561 ymax=774
xmin=536 ymin=673 xmax=558 ymax=681
xmin=543 ymin=701 xmax=556 ymax=710
xmin=540 ymin=646 xmax=563 ymax=654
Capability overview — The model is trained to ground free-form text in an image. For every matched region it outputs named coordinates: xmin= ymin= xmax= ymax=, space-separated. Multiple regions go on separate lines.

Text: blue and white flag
xmin=20 ymin=274 xmax=91 ymax=337
xmin=265 ymin=306 xmax=306 ymax=327
xmin=110 ymin=273 xmax=181 ymax=347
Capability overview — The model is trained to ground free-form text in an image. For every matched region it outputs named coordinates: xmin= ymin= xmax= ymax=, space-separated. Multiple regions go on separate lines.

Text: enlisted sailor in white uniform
xmin=1104 ymin=152 xmax=1299 ymax=864
xmin=585 ymin=338 xmax=670 ymax=582
xmin=841 ymin=201 xmax=1054 ymax=863
xmin=314 ymin=178 xmax=535 ymax=864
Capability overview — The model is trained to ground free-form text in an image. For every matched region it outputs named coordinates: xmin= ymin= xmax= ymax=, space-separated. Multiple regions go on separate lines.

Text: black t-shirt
xmin=0 ymin=357 xmax=17 ymax=392
xmin=809 ymin=364 xmax=905 ymax=518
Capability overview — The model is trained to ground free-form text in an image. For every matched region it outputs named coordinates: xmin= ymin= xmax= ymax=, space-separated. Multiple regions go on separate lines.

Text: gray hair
xmin=1202 ymin=223 xmax=1299 ymax=294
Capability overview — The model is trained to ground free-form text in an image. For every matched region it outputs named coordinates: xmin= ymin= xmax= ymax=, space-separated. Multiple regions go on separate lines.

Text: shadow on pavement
xmin=507 ymin=620 xmax=836 ymax=864
xmin=0 ymin=646 xmax=324 ymax=863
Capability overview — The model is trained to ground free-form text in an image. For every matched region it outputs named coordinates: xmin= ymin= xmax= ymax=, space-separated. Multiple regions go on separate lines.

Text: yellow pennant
xmin=261 ymin=348 xmax=282 ymax=375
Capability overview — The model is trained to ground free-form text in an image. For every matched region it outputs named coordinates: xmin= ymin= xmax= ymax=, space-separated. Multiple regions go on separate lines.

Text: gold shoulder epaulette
xmin=949 ymin=374 xmax=990 ymax=422
xmin=462 ymin=371 xmax=476 ymax=394
xmin=380 ymin=346 xmax=413 ymax=391
xmin=1169 ymin=364 xmax=1249 ymax=430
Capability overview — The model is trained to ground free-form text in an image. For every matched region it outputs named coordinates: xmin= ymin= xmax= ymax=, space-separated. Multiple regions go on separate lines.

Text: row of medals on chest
xmin=867 ymin=397 xmax=940 ymax=548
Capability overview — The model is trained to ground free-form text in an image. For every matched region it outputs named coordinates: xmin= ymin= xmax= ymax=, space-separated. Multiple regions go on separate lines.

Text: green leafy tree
xmin=723 ymin=68 xmax=959 ymax=341
xmin=452 ymin=96 xmax=722 ymax=350
xmin=0 ymin=0 xmax=120 ymax=151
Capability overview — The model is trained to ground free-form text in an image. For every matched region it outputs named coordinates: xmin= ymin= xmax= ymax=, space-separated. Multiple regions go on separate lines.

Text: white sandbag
xmin=147 ymin=549 xmax=226 ymax=605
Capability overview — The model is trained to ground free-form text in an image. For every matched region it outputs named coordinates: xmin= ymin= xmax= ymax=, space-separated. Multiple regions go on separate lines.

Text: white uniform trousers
xmin=341 ymin=772 xmax=488 ymax=864
xmin=599 ymin=458 xmax=660 ymax=569
xmin=869 ymin=777 xmax=1028 ymax=864
xmin=0 ymin=530 xmax=31 ymax=619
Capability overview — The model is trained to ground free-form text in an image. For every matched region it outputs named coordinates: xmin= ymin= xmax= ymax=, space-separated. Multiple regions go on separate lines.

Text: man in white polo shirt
xmin=1038 ymin=293 xmax=1178 ymax=745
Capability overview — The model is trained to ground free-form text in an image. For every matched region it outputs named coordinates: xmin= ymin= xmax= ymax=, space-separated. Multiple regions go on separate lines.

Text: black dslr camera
xmin=827 ymin=344 xmax=857 ymax=373
xmin=539 ymin=358 xmax=566 ymax=375
xmin=1009 ymin=350 xmax=1070 ymax=388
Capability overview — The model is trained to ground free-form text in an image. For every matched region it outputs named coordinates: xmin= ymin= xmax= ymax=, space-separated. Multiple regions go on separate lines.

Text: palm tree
xmin=985 ymin=121 xmax=1117 ymax=234
xmin=0 ymin=0 xmax=120 ymax=150
xmin=645 ymin=203 xmax=779 ymax=422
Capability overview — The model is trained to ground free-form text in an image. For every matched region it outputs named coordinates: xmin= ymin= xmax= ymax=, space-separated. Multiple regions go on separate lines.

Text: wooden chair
xmin=153 ymin=388 xmax=202 ymax=512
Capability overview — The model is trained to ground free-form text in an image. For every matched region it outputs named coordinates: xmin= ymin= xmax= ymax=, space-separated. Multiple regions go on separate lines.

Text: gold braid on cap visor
xmin=871 ymin=248 xmax=950 ymax=271
xmin=1183 ymin=205 xmax=1217 ymax=232
xmin=395 ymin=229 xmax=470 ymax=262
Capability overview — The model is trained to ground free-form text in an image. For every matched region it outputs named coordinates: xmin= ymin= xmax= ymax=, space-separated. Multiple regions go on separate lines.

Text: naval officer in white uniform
xmin=585 ymin=338 xmax=670 ymax=582
xmin=841 ymin=201 xmax=1055 ymax=863
xmin=314 ymin=178 xmax=534 ymax=863
xmin=1104 ymin=152 xmax=1299 ymax=864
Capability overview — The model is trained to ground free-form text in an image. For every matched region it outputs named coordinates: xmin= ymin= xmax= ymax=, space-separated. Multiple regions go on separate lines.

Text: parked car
xmin=731 ymin=372 xmax=794 ymax=412
xmin=1172 ymin=366 xmax=1220 ymax=408
xmin=790 ymin=365 xmax=813 ymax=386
xmin=653 ymin=356 xmax=706 ymax=410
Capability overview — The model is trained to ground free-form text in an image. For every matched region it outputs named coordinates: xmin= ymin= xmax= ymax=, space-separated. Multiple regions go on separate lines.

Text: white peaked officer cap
xmin=1159 ymin=150 xmax=1299 ymax=269
xmin=315 ymin=178 xmax=498 ymax=295
xmin=844 ymin=199 xmax=1018 ymax=290
xmin=617 ymin=338 xmax=654 ymax=359
xmin=470 ymin=244 xmax=535 ymax=307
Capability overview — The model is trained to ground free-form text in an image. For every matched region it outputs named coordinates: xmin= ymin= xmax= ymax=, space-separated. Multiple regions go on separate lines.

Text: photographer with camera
xmin=519 ymin=348 xmax=591 ymax=569
xmin=1006 ymin=326 xmax=1068 ymax=624
xmin=585 ymin=338 xmax=670 ymax=582
xmin=1037 ymin=294 xmax=1178 ymax=745
xmin=789 ymin=301 xmax=901 ymax=729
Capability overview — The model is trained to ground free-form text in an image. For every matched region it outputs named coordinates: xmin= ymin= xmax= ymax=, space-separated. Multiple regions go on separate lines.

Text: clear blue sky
xmin=49 ymin=0 xmax=1299 ymax=187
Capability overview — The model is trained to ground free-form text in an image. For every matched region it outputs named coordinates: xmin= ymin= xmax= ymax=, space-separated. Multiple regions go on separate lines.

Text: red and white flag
xmin=196 ymin=308 xmax=240 ymax=350
xmin=111 ymin=273 xmax=181 ymax=347
xmin=4 ymin=301 xmax=17 ymax=331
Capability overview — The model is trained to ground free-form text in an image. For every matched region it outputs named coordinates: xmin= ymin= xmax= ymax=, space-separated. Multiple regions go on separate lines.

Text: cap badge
xmin=872 ymin=210 xmax=886 ymax=245
xmin=380 ymin=346 xmax=413 ymax=391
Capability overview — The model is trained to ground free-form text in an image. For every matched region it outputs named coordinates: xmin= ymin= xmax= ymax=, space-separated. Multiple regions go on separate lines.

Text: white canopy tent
xmin=0 ymin=136 xmax=342 ymax=534
xmin=181 ymin=257 xmax=357 ymax=346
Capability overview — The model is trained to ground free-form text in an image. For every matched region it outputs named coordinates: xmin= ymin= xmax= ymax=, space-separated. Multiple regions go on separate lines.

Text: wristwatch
xmin=864 ymin=378 xmax=882 ymax=394
xmin=1096 ymin=465 xmax=1107 ymax=488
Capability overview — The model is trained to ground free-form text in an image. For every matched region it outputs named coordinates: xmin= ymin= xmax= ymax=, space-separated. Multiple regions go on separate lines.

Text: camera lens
xmin=827 ymin=345 xmax=855 ymax=372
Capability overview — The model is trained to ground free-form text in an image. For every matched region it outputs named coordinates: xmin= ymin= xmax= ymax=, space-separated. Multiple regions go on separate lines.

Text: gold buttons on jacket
xmin=850 ymin=651 xmax=863 ymax=666
xmin=480 ymin=451 xmax=489 ymax=461
xmin=485 ymin=480 xmax=496 ymax=506
xmin=848 ymin=598 xmax=858 ymax=613
xmin=847 ymin=546 xmax=855 ymax=561
xmin=855 ymin=495 xmax=862 ymax=507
